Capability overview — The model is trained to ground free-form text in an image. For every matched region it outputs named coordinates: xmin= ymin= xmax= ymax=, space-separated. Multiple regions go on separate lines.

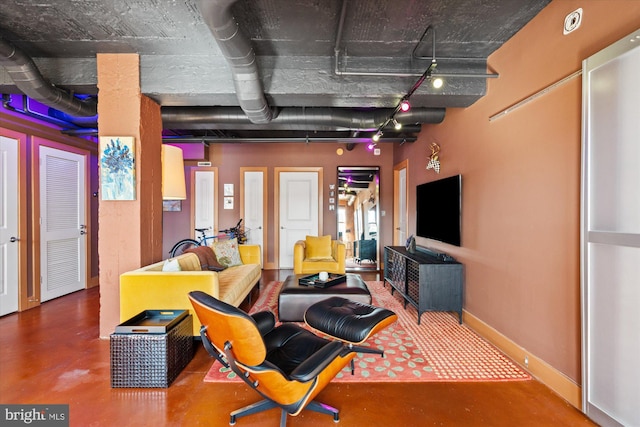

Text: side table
xmin=110 ymin=310 xmax=194 ymax=388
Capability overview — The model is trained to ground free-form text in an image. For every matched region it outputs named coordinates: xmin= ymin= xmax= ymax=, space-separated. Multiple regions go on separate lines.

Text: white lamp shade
xmin=162 ymin=145 xmax=186 ymax=200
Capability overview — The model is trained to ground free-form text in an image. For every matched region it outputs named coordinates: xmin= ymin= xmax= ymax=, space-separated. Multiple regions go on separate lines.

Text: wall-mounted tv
xmin=416 ymin=174 xmax=461 ymax=246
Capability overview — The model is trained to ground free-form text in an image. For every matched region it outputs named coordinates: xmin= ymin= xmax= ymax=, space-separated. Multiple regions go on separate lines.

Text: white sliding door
xmin=581 ymin=28 xmax=640 ymax=427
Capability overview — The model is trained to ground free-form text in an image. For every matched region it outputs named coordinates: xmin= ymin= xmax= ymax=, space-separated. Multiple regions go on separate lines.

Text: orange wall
xmin=163 ymin=143 xmax=396 ymax=265
xmin=395 ymin=0 xmax=640 ymax=383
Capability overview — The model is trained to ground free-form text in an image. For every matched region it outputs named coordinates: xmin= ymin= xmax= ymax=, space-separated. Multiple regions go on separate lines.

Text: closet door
xmin=241 ymin=168 xmax=266 ymax=264
xmin=192 ymin=168 xmax=217 ymax=239
xmin=0 ymin=136 xmax=19 ymax=315
xmin=39 ymin=145 xmax=86 ymax=302
xmin=581 ymin=29 xmax=640 ymax=427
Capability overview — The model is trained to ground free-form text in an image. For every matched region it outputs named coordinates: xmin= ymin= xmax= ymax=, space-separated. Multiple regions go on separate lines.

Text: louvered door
xmin=39 ymin=146 xmax=86 ymax=302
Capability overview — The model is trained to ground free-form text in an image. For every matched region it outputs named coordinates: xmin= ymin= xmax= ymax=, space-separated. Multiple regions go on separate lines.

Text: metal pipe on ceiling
xmin=161 ymin=136 xmax=416 ymax=144
xmin=161 ymin=106 xmax=444 ymax=131
xmin=197 ymin=0 xmax=273 ymax=124
xmin=0 ymin=37 xmax=97 ymax=117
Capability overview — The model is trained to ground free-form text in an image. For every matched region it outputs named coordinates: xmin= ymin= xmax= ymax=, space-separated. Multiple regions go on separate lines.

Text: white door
xmin=0 ymin=136 xmax=19 ymax=315
xmin=394 ymin=161 xmax=408 ymax=245
xmin=193 ymin=169 xmax=216 ymax=240
xmin=278 ymin=171 xmax=319 ymax=269
xmin=40 ymin=146 xmax=86 ymax=302
xmin=242 ymin=169 xmax=265 ymax=255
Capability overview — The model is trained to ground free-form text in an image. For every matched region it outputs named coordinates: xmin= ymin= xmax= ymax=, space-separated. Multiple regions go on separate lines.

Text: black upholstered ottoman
xmin=278 ymin=273 xmax=371 ymax=322
xmin=304 ymin=296 xmax=397 ymax=374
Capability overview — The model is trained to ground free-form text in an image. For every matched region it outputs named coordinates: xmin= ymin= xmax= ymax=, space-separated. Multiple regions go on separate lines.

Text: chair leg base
xmin=229 ymin=399 xmax=340 ymax=426
xmin=349 ymin=344 xmax=384 ymax=374
xmin=230 ymin=400 xmax=278 ymax=425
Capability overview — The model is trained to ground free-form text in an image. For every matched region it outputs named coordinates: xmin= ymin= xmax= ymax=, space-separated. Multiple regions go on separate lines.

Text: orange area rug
xmin=204 ymin=280 xmax=530 ymax=383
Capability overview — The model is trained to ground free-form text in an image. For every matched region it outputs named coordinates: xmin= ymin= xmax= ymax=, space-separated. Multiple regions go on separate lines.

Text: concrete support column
xmin=96 ymin=54 xmax=163 ymax=338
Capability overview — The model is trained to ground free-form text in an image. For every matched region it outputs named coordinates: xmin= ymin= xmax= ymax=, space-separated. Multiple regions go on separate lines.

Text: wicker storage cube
xmin=110 ymin=312 xmax=193 ymax=388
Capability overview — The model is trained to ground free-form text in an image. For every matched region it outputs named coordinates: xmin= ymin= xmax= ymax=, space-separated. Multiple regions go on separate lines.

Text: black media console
xmin=383 ymin=246 xmax=463 ymax=324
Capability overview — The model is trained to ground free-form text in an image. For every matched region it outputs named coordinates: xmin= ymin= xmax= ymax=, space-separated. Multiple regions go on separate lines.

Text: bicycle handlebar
xmin=217 ymin=218 xmax=244 ymax=235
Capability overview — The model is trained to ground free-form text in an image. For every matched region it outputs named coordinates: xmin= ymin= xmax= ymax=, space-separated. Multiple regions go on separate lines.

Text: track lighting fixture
xmin=400 ymin=99 xmax=411 ymax=112
xmin=393 ymin=119 xmax=402 ymax=130
xmin=432 ymin=77 xmax=444 ymax=89
xmin=372 ymin=132 xmax=382 ymax=142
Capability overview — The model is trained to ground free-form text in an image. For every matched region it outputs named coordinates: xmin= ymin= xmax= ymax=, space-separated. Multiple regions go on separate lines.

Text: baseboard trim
xmin=88 ymin=275 xmax=99 ymax=288
xmin=462 ymin=310 xmax=582 ymax=410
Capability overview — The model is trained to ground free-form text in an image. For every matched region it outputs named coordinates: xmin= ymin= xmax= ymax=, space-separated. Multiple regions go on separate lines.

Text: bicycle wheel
xmin=170 ymin=239 xmax=200 ymax=258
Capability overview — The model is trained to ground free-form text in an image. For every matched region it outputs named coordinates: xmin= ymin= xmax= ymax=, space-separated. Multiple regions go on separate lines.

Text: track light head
xmin=400 ymin=99 xmax=411 ymax=112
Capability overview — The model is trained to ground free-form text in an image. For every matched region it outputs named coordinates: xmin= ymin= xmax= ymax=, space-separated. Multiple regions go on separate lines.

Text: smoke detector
xmin=564 ymin=8 xmax=583 ymax=35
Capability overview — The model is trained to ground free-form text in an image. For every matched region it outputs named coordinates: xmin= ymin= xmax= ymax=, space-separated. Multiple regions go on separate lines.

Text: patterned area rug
xmin=204 ymin=280 xmax=531 ymax=383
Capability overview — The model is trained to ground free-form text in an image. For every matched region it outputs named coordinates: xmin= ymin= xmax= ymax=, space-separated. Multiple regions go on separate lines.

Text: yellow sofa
xmin=293 ymin=237 xmax=346 ymax=275
xmin=119 ymin=245 xmax=261 ymax=336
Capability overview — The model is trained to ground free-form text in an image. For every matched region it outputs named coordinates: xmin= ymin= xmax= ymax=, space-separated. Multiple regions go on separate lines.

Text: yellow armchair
xmin=293 ymin=235 xmax=346 ymax=275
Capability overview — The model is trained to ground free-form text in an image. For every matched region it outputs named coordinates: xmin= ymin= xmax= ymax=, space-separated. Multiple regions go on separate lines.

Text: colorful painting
xmin=100 ymin=136 xmax=136 ymax=200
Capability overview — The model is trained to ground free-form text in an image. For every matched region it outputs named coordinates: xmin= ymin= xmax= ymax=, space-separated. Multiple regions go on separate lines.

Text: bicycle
xmin=169 ymin=219 xmax=247 ymax=258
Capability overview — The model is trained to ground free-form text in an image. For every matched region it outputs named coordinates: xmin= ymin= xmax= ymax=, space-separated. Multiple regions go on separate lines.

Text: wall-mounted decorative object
xmin=224 ymin=196 xmax=234 ymax=209
xmin=163 ymin=200 xmax=182 ymax=212
xmin=100 ymin=136 xmax=135 ymax=200
xmin=426 ymin=142 xmax=441 ymax=173
xmin=224 ymin=183 xmax=234 ymax=196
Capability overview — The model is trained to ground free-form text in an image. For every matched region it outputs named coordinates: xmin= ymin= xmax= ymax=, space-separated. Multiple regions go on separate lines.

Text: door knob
xmin=10 ymin=236 xmax=19 ymax=243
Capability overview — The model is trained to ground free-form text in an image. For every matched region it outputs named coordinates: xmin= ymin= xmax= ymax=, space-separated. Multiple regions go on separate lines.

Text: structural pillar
xmin=96 ymin=54 xmax=163 ymax=338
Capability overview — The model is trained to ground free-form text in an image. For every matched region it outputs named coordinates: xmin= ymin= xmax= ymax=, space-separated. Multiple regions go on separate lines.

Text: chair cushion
xmin=211 ymin=238 xmax=243 ymax=267
xmin=263 ymin=323 xmax=332 ymax=376
xmin=305 ymin=235 xmax=332 ymax=260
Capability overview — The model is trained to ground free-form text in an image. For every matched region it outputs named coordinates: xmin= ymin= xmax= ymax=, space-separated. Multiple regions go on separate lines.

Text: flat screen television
xmin=416 ymin=174 xmax=461 ymax=246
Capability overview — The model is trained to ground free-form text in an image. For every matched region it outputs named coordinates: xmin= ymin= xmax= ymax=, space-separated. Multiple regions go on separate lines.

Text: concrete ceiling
xmin=0 ymin=0 xmax=550 ymax=142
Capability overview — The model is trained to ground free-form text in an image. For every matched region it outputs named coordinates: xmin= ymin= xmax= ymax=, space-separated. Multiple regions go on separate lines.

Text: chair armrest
xmin=293 ymin=240 xmax=306 ymax=274
xmin=289 ymin=341 xmax=345 ymax=382
xmin=332 ymin=240 xmax=346 ymax=274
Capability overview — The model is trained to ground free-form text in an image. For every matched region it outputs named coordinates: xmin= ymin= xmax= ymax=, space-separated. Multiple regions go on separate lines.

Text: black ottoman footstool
xmin=304 ymin=296 xmax=398 ymax=374
xmin=278 ymin=273 xmax=372 ymax=322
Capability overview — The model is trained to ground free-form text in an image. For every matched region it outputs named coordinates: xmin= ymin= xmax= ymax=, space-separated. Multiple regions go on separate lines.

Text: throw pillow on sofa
xmin=162 ymin=258 xmax=181 ymax=271
xmin=211 ymin=238 xmax=243 ymax=267
xmin=184 ymin=245 xmax=226 ymax=272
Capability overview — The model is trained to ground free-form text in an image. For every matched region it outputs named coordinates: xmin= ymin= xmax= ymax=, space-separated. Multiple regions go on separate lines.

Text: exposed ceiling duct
xmin=161 ymin=106 xmax=444 ymax=131
xmin=0 ymin=0 xmax=551 ymax=142
xmin=0 ymin=37 xmax=97 ymax=117
xmin=197 ymin=0 xmax=273 ymax=124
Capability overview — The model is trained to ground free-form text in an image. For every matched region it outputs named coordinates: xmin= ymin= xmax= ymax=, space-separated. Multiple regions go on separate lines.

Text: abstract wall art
xmin=99 ymin=136 xmax=136 ymax=200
